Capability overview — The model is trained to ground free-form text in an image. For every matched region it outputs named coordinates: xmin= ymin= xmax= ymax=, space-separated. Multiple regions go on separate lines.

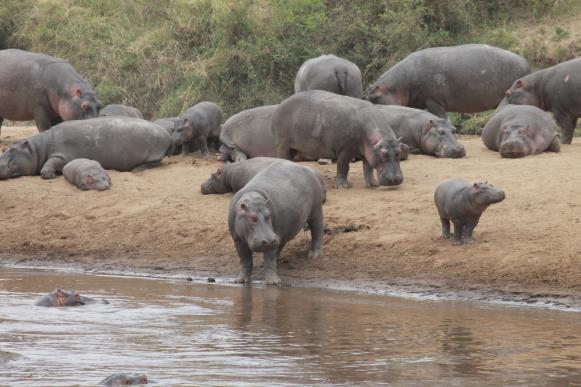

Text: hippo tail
xmin=335 ymin=70 xmax=349 ymax=95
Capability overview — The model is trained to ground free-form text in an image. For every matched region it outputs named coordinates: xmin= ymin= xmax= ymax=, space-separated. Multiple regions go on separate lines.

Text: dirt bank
xmin=1 ymin=126 xmax=581 ymax=306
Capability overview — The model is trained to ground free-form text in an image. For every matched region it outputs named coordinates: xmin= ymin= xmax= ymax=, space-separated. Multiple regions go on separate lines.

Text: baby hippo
xmin=63 ymin=159 xmax=111 ymax=191
xmin=99 ymin=373 xmax=148 ymax=386
xmin=35 ymin=288 xmax=108 ymax=307
xmin=435 ymin=179 xmax=505 ymax=245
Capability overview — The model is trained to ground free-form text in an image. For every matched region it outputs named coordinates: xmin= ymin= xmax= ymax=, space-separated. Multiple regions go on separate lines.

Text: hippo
xmin=0 ymin=117 xmax=171 ymax=180
xmin=482 ymin=104 xmax=560 ymax=158
xmin=294 ymin=54 xmax=363 ymax=98
xmin=434 ymin=179 xmax=505 ymax=245
xmin=0 ymin=49 xmax=102 ymax=137
xmin=229 ymin=161 xmax=325 ymax=285
xmin=273 ymin=90 xmax=404 ymax=188
xmin=63 ymin=158 xmax=112 ymax=191
xmin=177 ymin=101 xmax=223 ymax=158
xmin=505 ymin=58 xmax=581 ymax=144
xmin=99 ymin=373 xmax=148 ymax=386
xmin=99 ymin=104 xmax=144 ymax=119
xmin=366 ymin=44 xmax=530 ymax=118
xmin=153 ymin=117 xmax=188 ymax=155
xmin=375 ymin=105 xmax=466 ymax=158
xmin=35 ymin=288 xmax=109 ymax=307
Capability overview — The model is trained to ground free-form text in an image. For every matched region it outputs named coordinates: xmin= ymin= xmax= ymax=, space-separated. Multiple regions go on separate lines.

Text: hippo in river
xmin=153 ymin=117 xmax=188 ymax=155
xmin=273 ymin=90 xmax=404 ymax=188
xmin=63 ymin=158 xmax=112 ymax=191
xmin=375 ymin=105 xmax=466 ymax=158
xmin=505 ymin=58 xmax=581 ymax=144
xmin=0 ymin=49 xmax=102 ymax=137
xmin=229 ymin=161 xmax=325 ymax=285
xmin=176 ymin=101 xmax=223 ymax=158
xmin=482 ymin=104 xmax=560 ymax=158
xmin=99 ymin=373 xmax=148 ymax=386
xmin=0 ymin=117 xmax=171 ymax=180
xmin=435 ymin=179 xmax=505 ymax=245
xmin=294 ymin=54 xmax=363 ymax=98
xmin=35 ymin=288 xmax=109 ymax=307
xmin=366 ymin=44 xmax=530 ymax=118
xmin=99 ymin=104 xmax=144 ymax=119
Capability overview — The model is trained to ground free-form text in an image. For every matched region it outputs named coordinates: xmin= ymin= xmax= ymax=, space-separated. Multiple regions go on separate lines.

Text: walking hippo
xmin=63 ymin=158 xmax=112 ymax=191
xmin=0 ymin=117 xmax=171 ymax=180
xmin=273 ymin=90 xmax=404 ymax=188
xmin=0 ymin=49 xmax=102 ymax=137
xmin=482 ymin=104 xmax=560 ymax=158
xmin=176 ymin=102 xmax=223 ymax=158
xmin=35 ymin=288 xmax=109 ymax=307
xmin=365 ymin=44 xmax=530 ymax=118
xmin=435 ymin=179 xmax=505 ymax=245
xmin=376 ymin=105 xmax=466 ymax=158
xmin=153 ymin=117 xmax=188 ymax=155
xmin=99 ymin=373 xmax=148 ymax=386
xmin=229 ymin=162 xmax=325 ymax=285
xmin=99 ymin=104 xmax=143 ymax=119
xmin=505 ymin=58 xmax=581 ymax=144
xmin=294 ymin=54 xmax=363 ymax=98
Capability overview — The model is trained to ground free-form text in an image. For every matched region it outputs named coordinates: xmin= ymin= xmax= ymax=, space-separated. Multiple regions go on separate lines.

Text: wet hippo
xmin=35 ymin=288 xmax=109 ymax=307
xmin=273 ymin=90 xmax=404 ymax=188
xmin=63 ymin=158 xmax=112 ymax=191
xmin=177 ymin=102 xmax=223 ymax=158
xmin=0 ymin=117 xmax=171 ymax=180
xmin=505 ymin=58 xmax=581 ymax=144
xmin=376 ymin=105 xmax=466 ymax=158
xmin=153 ymin=117 xmax=188 ymax=155
xmin=366 ymin=44 xmax=530 ymax=118
xmin=0 ymin=49 xmax=102 ymax=137
xmin=482 ymin=104 xmax=560 ymax=158
xmin=294 ymin=54 xmax=363 ymax=98
xmin=99 ymin=104 xmax=144 ymax=119
xmin=99 ymin=373 xmax=148 ymax=386
xmin=229 ymin=161 xmax=325 ymax=285
xmin=435 ymin=179 xmax=505 ymax=245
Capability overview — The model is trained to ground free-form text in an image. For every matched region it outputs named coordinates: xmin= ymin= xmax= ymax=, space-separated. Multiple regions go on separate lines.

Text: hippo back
xmin=220 ymin=105 xmax=278 ymax=158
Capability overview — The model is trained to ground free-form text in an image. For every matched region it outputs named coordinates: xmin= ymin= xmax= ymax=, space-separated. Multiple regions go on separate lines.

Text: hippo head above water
xmin=366 ymin=136 xmax=404 ymax=186
xmin=421 ymin=119 xmax=465 ymax=158
xmin=99 ymin=372 xmax=148 ymax=386
xmin=505 ymin=79 xmax=540 ymax=108
xmin=365 ymin=83 xmax=409 ymax=106
xmin=498 ymin=125 xmax=535 ymax=158
xmin=201 ymin=167 xmax=228 ymax=194
xmin=0 ymin=140 xmax=37 ymax=179
xmin=234 ymin=192 xmax=280 ymax=252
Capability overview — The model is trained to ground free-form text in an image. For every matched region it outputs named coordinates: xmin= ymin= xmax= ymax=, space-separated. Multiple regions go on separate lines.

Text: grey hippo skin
xmin=153 ymin=117 xmax=188 ymax=155
xmin=375 ymin=105 xmax=466 ymax=158
xmin=294 ymin=54 xmax=363 ymax=98
xmin=0 ymin=117 xmax=171 ymax=180
xmin=505 ymin=58 xmax=581 ymax=144
xmin=482 ymin=104 xmax=560 ymax=158
xmin=63 ymin=158 xmax=112 ymax=191
xmin=273 ymin=90 xmax=404 ymax=188
xmin=35 ymin=288 xmax=109 ymax=307
xmin=99 ymin=373 xmax=148 ymax=386
xmin=366 ymin=44 xmax=530 ymax=118
xmin=435 ymin=179 xmax=505 ymax=245
xmin=0 ymin=49 xmax=102 ymax=137
xmin=177 ymin=101 xmax=223 ymax=158
xmin=99 ymin=104 xmax=144 ymax=119
xmin=229 ymin=161 xmax=325 ymax=285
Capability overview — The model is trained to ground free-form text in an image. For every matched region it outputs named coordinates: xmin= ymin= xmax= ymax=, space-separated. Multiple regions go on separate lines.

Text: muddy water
xmin=1 ymin=268 xmax=581 ymax=386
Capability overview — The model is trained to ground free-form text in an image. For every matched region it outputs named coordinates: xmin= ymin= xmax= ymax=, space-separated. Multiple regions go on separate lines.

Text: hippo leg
xmin=40 ymin=157 xmax=67 ymax=179
xmin=307 ymin=206 xmax=324 ymax=259
xmin=232 ymin=148 xmax=248 ymax=162
xmin=234 ymin=239 xmax=253 ymax=284
xmin=554 ymin=111 xmax=575 ymax=144
xmin=425 ymin=99 xmax=448 ymax=119
xmin=263 ymin=249 xmax=281 ymax=285
xmin=181 ymin=142 xmax=192 ymax=156
xmin=452 ymin=221 xmax=464 ymax=246
xmin=362 ymin=159 xmax=378 ymax=188
xmin=400 ymin=143 xmax=410 ymax=160
xmin=336 ymin=151 xmax=352 ymax=188
xmin=198 ymin=135 xmax=209 ymax=159
xmin=462 ymin=220 xmax=479 ymax=244
xmin=440 ymin=218 xmax=451 ymax=239
xmin=409 ymin=146 xmax=422 ymax=155
xmin=275 ymin=138 xmax=293 ymax=160
xmin=132 ymin=161 xmax=161 ymax=172
xmin=548 ymin=135 xmax=561 ymax=152
xmin=33 ymin=107 xmax=57 ymax=132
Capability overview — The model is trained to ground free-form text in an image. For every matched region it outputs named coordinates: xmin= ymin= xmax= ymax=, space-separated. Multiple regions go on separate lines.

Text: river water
xmin=1 ymin=267 xmax=581 ymax=386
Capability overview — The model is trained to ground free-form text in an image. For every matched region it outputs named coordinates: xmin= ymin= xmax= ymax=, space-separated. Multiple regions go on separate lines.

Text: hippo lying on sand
xmin=99 ymin=104 xmax=143 ymax=119
xmin=176 ymin=102 xmax=223 ymax=158
xmin=0 ymin=117 xmax=171 ymax=180
xmin=35 ymin=288 xmax=109 ymax=307
xmin=63 ymin=158 xmax=111 ymax=191
xmin=435 ymin=179 xmax=505 ymax=245
xmin=99 ymin=373 xmax=148 ymax=386
xmin=229 ymin=161 xmax=325 ymax=285
xmin=294 ymin=54 xmax=363 ymax=98
xmin=482 ymin=104 xmax=560 ymax=158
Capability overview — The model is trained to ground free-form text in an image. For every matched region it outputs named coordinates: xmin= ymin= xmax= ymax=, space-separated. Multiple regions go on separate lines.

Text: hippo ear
xmin=514 ymin=79 xmax=524 ymax=89
xmin=216 ymin=167 xmax=223 ymax=175
xmin=371 ymin=84 xmax=387 ymax=96
xmin=423 ymin=120 xmax=435 ymax=134
xmin=396 ymin=136 xmax=403 ymax=142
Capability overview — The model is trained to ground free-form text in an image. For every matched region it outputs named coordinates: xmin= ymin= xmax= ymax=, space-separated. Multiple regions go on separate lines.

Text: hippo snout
xmin=250 ymin=234 xmax=280 ymax=252
xmin=500 ymin=141 xmax=529 ymax=158
xmin=379 ymin=173 xmax=404 ymax=186
xmin=438 ymin=144 xmax=466 ymax=158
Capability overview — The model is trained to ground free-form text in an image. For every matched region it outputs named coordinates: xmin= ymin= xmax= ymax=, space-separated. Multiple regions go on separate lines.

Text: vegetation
xmin=0 ymin=0 xmax=580 ymax=133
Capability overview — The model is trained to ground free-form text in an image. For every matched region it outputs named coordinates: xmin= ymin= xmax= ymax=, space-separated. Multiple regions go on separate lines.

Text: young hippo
xmin=35 ymin=288 xmax=109 ymax=307
xmin=99 ymin=373 xmax=148 ymax=386
xmin=63 ymin=158 xmax=111 ymax=191
xmin=434 ymin=179 xmax=505 ymax=245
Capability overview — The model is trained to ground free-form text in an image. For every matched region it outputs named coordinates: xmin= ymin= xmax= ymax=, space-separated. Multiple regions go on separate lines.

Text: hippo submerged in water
xmin=35 ymin=288 xmax=109 ymax=307
xmin=294 ymin=54 xmax=363 ymax=98
xmin=99 ymin=373 xmax=148 ymax=386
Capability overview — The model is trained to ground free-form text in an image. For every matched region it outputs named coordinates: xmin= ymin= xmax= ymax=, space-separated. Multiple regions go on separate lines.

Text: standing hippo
xmin=177 ymin=102 xmax=223 ymax=158
xmin=294 ymin=54 xmax=363 ymax=98
xmin=376 ymin=105 xmax=466 ymax=158
xmin=63 ymin=158 xmax=112 ymax=191
xmin=482 ymin=104 xmax=560 ymax=158
xmin=153 ymin=117 xmax=188 ymax=155
xmin=229 ymin=162 xmax=325 ymax=285
xmin=366 ymin=44 xmax=530 ymax=118
xmin=505 ymin=58 xmax=581 ymax=144
xmin=0 ymin=49 xmax=102 ymax=137
xmin=273 ymin=90 xmax=404 ymax=188
xmin=99 ymin=104 xmax=143 ymax=119
xmin=0 ymin=117 xmax=171 ymax=180
xmin=99 ymin=373 xmax=148 ymax=386
xmin=35 ymin=288 xmax=108 ymax=307
xmin=435 ymin=179 xmax=505 ymax=245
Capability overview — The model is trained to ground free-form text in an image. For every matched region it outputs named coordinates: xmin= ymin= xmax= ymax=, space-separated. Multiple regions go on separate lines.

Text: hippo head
xmin=365 ymin=83 xmax=409 ymax=106
xmin=499 ymin=125 xmax=534 ymax=158
xmin=79 ymin=170 xmax=112 ymax=191
xmin=100 ymin=373 xmax=148 ymax=386
xmin=53 ymin=288 xmax=83 ymax=306
xmin=367 ymin=135 xmax=404 ymax=186
xmin=505 ymin=79 xmax=540 ymax=107
xmin=58 ymin=86 xmax=102 ymax=121
xmin=171 ymin=118 xmax=192 ymax=145
xmin=234 ymin=192 xmax=280 ymax=252
xmin=469 ymin=182 xmax=506 ymax=206
xmin=420 ymin=119 xmax=466 ymax=158
xmin=201 ymin=167 xmax=228 ymax=194
xmin=0 ymin=140 xmax=38 ymax=179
